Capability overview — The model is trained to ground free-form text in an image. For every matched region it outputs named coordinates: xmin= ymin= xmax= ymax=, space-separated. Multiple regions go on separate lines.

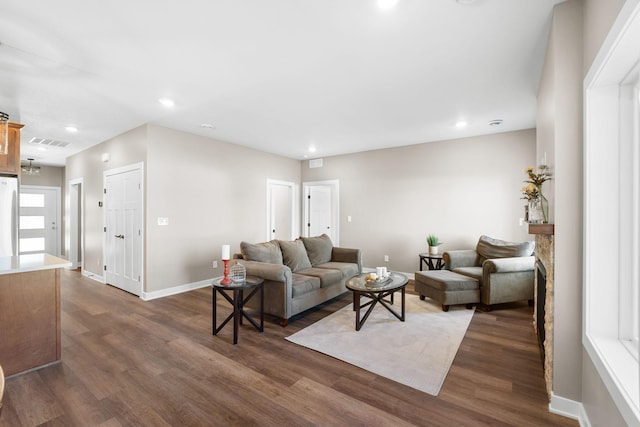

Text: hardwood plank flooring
xmin=0 ymin=270 xmax=578 ymax=426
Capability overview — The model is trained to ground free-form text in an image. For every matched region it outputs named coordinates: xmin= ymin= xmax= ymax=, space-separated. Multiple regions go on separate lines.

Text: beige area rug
xmin=286 ymin=293 xmax=475 ymax=396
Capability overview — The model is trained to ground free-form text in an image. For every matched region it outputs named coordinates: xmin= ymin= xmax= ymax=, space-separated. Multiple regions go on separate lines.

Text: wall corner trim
xmin=549 ymin=393 xmax=590 ymax=427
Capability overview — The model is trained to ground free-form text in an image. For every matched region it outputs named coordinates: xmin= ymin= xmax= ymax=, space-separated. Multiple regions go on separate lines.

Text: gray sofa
xmin=233 ymin=234 xmax=361 ymax=325
xmin=443 ymin=235 xmax=535 ymax=310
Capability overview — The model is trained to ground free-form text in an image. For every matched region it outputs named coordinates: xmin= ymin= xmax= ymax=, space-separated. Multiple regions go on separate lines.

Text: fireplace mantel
xmin=528 ymin=223 xmax=554 ymax=235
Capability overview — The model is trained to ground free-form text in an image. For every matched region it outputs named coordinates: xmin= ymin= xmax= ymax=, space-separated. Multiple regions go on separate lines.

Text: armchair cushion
xmin=300 ymin=233 xmax=333 ymax=265
xmin=476 ymin=235 xmax=534 ymax=263
xmin=240 ymin=240 xmax=283 ymax=264
xmin=278 ymin=239 xmax=312 ymax=272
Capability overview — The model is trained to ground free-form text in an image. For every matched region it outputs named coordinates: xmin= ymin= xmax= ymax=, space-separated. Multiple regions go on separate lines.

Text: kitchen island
xmin=0 ymin=254 xmax=71 ymax=376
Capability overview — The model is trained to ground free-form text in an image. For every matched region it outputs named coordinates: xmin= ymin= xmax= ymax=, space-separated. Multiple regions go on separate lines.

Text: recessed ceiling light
xmin=37 ymin=147 xmax=47 ymax=152
xmin=378 ymin=0 xmax=398 ymax=9
xmin=308 ymin=146 xmax=317 ymax=153
xmin=456 ymin=0 xmax=477 ymax=5
xmin=65 ymin=126 xmax=78 ymax=133
xmin=200 ymin=123 xmax=215 ymax=129
xmin=488 ymin=119 xmax=503 ymax=126
xmin=158 ymin=98 xmax=175 ymax=108
xmin=455 ymin=121 xmax=468 ymax=128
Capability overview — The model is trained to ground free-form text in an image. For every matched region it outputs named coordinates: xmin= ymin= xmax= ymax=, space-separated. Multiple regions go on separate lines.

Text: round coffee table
xmin=346 ymin=272 xmax=409 ymax=331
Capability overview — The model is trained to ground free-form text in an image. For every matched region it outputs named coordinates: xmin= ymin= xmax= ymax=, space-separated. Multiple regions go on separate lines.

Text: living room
xmin=2 ymin=0 xmax=639 ymax=425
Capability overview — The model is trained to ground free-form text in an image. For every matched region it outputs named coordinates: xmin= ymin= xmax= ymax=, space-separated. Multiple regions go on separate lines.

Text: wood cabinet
xmin=0 ymin=122 xmax=24 ymax=175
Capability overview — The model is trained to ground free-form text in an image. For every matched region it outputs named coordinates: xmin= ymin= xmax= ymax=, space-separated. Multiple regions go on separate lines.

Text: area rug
xmin=285 ymin=294 xmax=474 ymax=396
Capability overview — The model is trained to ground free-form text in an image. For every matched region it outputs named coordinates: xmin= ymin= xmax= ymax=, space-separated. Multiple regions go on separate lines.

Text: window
xmin=584 ymin=2 xmax=640 ymax=424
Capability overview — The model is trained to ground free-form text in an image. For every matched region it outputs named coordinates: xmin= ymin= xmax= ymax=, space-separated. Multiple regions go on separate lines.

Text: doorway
xmin=266 ymin=179 xmax=297 ymax=241
xmin=19 ymin=185 xmax=61 ymax=256
xmin=302 ymin=180 xmax=339 ymax=245
xmin=68 ymin=178 xmax=84 ymax=269
xmin=104 ymin=163 xmax=143 ymax=296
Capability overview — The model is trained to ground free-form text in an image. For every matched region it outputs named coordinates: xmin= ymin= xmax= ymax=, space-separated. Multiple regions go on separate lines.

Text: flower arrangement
xmin=521 ymin=165 xmax=551 ymax=200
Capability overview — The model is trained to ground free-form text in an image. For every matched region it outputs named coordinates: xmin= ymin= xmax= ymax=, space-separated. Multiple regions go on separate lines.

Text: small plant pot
xmin=429 ymin=246 xmax=439 ymax=255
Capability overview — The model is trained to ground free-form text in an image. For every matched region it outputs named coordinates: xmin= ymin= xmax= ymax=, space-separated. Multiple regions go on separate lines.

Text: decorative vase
xmin=429 ymin=246 xmax=438 ymax=255
xmin=528 ymin=198 xmax=544 ymax=223
xmin=539 ymin=192 xmax=549 ymax=223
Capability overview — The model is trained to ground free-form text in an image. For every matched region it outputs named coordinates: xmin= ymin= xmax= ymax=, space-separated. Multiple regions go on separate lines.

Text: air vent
xmin=28 ymin=137 xmax=71 ymax=148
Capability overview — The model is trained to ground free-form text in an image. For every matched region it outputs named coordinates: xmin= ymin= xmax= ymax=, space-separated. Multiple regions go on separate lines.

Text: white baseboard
xmin=82 ymin=270 xmax=105 ymax=284
xmin=550 ymin=393 xmax=590 ymax=427
xmin=141 ymin=278 xmax=213 ymax=301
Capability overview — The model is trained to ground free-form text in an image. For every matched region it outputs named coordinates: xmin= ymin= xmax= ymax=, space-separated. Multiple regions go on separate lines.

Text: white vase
xmin=429 ymin=246 xmax=438 ymax=255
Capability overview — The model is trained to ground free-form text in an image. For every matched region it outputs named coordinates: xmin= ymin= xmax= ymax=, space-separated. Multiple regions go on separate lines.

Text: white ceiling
xmin=0 ymin=0 xmax=564 ymax=167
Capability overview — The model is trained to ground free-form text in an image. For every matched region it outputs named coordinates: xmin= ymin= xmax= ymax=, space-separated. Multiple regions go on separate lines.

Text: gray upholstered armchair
xmin=443 ymin=235 xmax=535 ymax=310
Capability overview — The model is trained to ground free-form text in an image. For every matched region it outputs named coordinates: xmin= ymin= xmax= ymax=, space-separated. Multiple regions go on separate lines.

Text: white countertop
xmin=0 ymin=253 xmax=72 ymax=275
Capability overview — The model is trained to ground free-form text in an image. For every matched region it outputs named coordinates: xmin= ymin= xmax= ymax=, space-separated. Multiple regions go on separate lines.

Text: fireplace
xmin=536 ymin=261 xmax=547 ymax=364
xmin=529 ymin=223 xmax=554 ymax=399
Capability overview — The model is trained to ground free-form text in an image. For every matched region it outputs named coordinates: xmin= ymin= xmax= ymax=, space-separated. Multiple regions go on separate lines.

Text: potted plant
xmin=426 ymin=234 xmax=442 ymax=255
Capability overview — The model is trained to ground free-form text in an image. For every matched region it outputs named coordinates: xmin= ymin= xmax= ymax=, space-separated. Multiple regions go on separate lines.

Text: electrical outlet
xmin=519 ymin=217 xmax=525 ymax=226
xmin=384 ymin=255 xmax=389 ymax=262
xmin=212 ymin=260 xmax=218 ymax=269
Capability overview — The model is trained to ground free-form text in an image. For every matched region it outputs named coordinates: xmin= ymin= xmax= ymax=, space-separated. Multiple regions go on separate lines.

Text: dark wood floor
xmin=0 ymin=269 xmax=577 ymax=427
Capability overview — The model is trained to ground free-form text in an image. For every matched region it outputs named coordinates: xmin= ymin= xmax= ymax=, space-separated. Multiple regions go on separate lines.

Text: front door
xmin=19 ymin=186 xmax=61 ymax=255
xmin=104 ymin=164 xmax=143 ymax=296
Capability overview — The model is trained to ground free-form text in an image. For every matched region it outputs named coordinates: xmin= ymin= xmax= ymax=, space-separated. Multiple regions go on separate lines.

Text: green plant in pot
xmin=426 ymin=234 xmax=442 ymax=255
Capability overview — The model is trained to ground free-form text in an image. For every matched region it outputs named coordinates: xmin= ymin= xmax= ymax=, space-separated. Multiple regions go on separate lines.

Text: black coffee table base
xmin=352 ymin=287 xmax=405 ymax=331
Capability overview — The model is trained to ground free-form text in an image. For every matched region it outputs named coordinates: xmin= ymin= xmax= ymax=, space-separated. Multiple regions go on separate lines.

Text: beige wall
xmin=20 ymin=165 xmax=64 ymax=188
xmin=538 ymin=0 xmax=584 ymax=403
xmin=65 ymin=125 xmax=148 ymax=276
xmin=301 ymin=130 xmax=535 ymax=274
xmin=145 ymin=125 xmax=301 ymax=293
xmin=66 ymin=124 xmax=300 ymax=292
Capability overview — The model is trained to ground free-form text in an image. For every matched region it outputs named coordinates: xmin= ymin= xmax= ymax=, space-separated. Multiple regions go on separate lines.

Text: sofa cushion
xmin=295 ymin=267 xmax=343 ymax=287
xmin=415 ymin=270 xmax=479 ymax=292
xmin=476 ymin=235 xmax=534 ymax=263
xmin=278 ymin=239 xmax=312 ymax=272
xmin=240 ymin=240 xmax=283 ymax=264
xmin=314 ymin=262 xmax=359 ymax=279
xmin=452 ymin=266 xmax=483 ymax=282
xmin=300 ymin=234 xmax=333 ymax=266
xmin=291 ymin=274 xmax=321 ymax=298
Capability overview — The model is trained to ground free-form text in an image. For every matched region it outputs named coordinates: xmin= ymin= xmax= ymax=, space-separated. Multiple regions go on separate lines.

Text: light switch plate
xmin=157 ymin=217 xmax=169 ymax=226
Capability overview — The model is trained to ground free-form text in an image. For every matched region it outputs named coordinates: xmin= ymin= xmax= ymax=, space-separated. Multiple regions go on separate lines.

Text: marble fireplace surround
xmin=529 ymin=223 xmax=554 ymax=399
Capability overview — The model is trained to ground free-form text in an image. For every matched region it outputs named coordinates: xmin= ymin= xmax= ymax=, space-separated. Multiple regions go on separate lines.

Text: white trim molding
xmin=141 ymin=278 xmax=213 ymax=301
xmin=549 ymin=393 xmax=589 ymax=427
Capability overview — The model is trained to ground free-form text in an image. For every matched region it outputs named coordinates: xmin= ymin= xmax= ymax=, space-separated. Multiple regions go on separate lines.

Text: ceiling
xmin=0 ymin=0 xmax=564 ymax=167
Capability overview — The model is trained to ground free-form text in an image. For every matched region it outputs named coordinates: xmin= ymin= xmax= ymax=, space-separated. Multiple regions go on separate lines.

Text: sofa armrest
xmin=443 ymin=250 xmax=478 ymax=270
xmin=234 ymin=259 xmax=292 ymax=283
xmin=331 ymin=247 xmax=362 ymax=274
xmin=482 ymin=256 xmax=535 ymax=274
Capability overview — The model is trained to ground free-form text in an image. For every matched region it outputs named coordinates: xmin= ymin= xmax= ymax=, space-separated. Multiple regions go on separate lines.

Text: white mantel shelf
xmin=0 ymin=253 xmax=71 ymax=276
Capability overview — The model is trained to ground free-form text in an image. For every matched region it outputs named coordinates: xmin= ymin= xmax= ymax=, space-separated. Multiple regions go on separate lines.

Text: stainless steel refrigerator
xmin=0 ymin=175 xmax=19 ymax=256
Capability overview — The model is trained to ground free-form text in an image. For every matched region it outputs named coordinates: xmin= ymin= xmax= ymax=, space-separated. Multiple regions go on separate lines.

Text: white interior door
xmin=303 ymin=180 xmax=339 ymax=245
xmin=19 ymin=186 xmax=61 ymax=255
xmin=267 ymin=180 xmax=295 ymax=241
xmin=104 ymin=165 xmax=143 ymax=296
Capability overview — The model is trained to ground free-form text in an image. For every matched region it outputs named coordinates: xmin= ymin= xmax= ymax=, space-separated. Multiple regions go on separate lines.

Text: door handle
xmin=115 ymin=234 xmax=124 ymax=239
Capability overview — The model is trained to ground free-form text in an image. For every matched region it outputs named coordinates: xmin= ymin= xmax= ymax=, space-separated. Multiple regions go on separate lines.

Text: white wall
xmin=301 ymin=130 xmax=535 ymax=273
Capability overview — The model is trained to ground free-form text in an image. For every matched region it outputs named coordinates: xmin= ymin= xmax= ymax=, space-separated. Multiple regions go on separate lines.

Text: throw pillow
xmin=476 ymin=235 xmax=535 ymax=260
xmin=278 ymin=239 xmax=312 ymax=272
xmin=240 ymin=240 xmax=283 ymax=264
xmin=300 ymin=234 xmax=333 ymax=265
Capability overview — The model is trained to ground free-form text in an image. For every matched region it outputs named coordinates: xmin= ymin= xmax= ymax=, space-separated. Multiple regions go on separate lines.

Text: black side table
xmin=419 ymin=253 xmax=445 ymax=271
xmin=212 ymin=276 xmax=264 ymax=344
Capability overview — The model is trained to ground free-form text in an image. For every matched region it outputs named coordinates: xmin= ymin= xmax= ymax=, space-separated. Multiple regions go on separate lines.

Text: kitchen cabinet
xmin=0 ymin=122 xmax=24 ymax=175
